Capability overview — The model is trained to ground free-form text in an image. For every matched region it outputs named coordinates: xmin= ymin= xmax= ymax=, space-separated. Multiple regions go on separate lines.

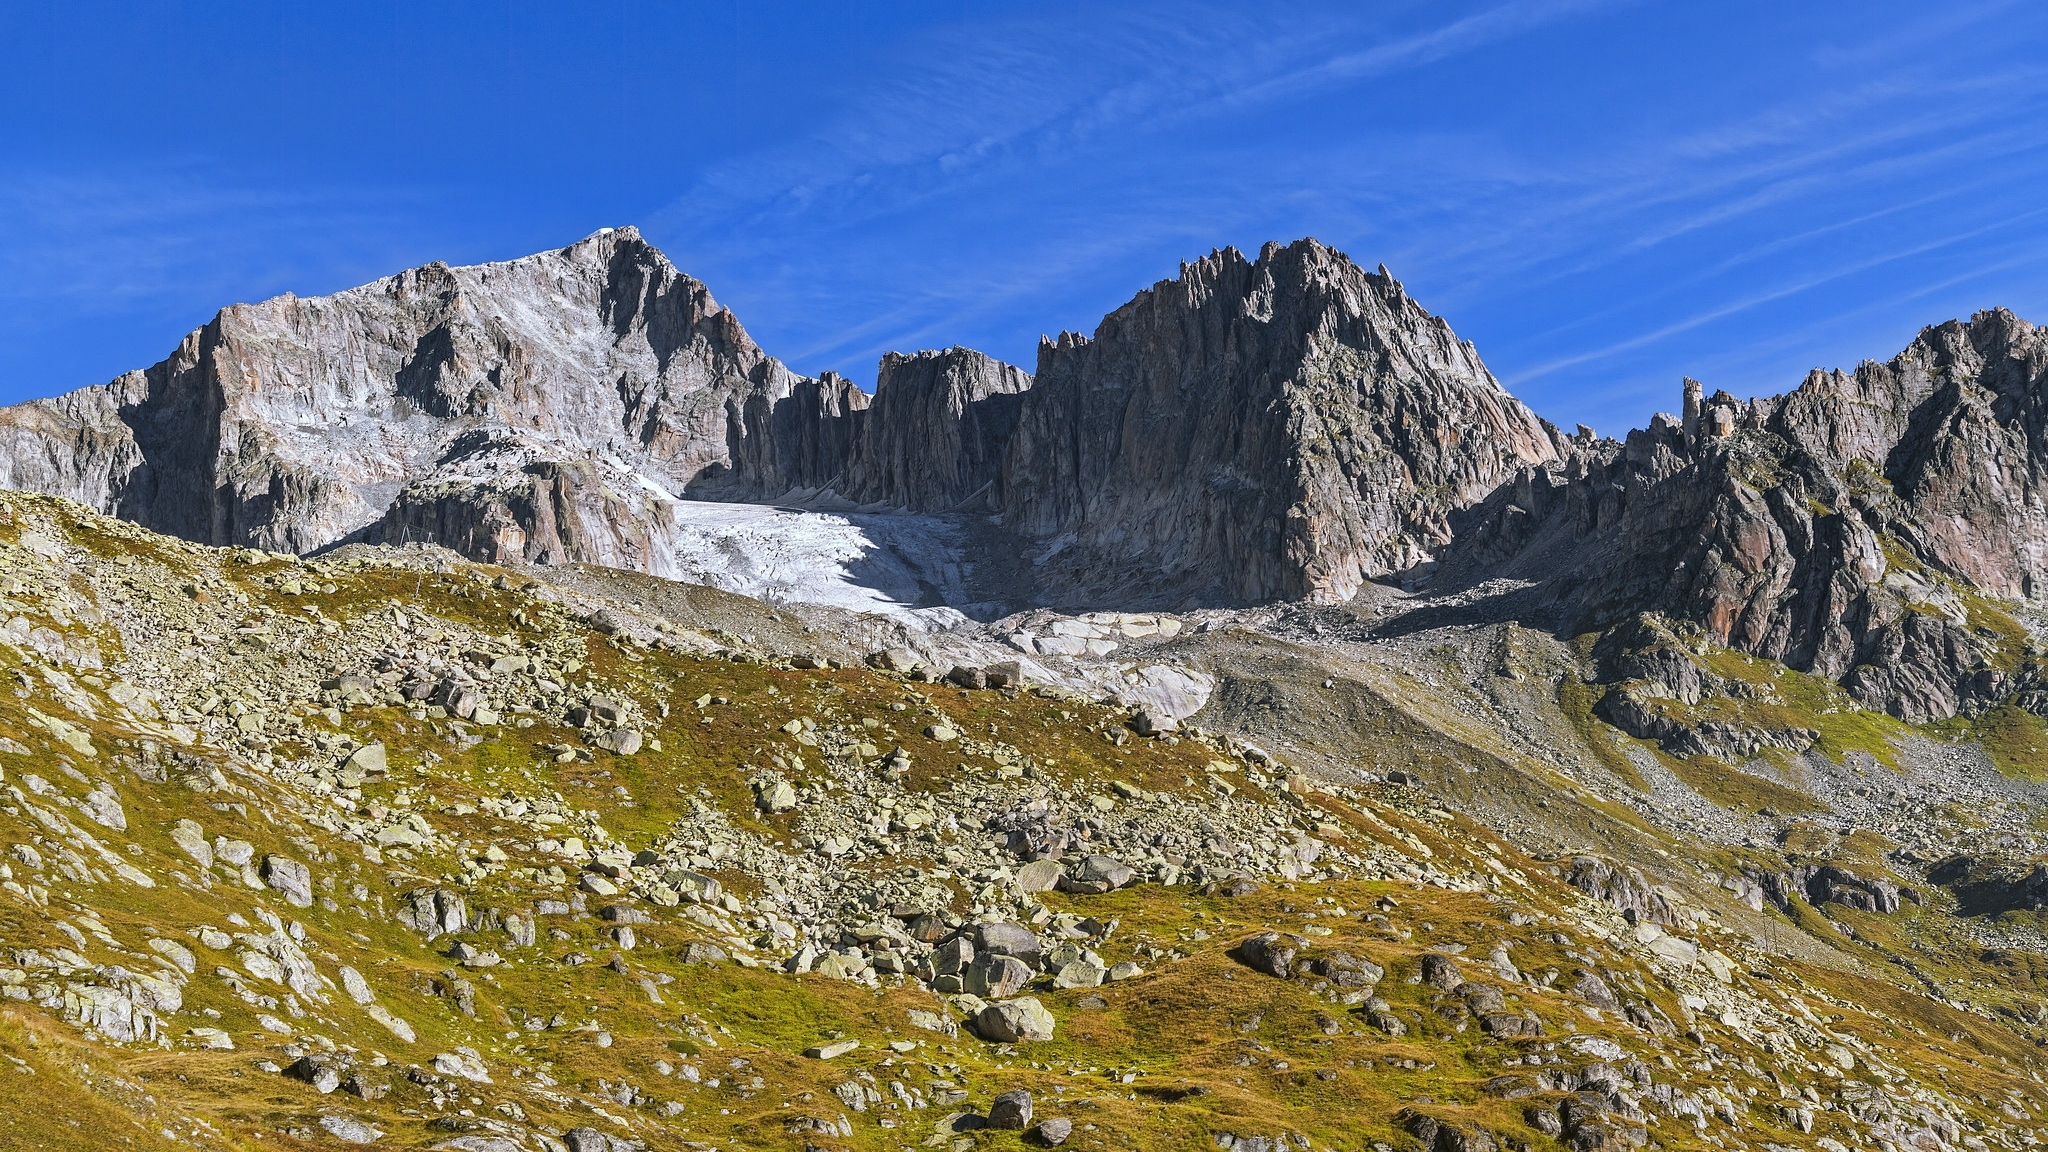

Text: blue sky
xmin=4 ymin=1 xmax=2046 ymax=438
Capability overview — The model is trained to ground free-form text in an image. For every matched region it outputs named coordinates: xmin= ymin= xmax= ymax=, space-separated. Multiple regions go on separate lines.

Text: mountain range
xmin=6 ymin=230 xmax=2048 ymax=1151
xmin=5 ymin=226 xmax=2043 ymax=728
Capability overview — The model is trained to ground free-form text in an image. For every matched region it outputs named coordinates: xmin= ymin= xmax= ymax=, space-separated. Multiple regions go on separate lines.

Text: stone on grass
xmin=169 ymin=819 xmax=212 ymax=868
xmin=1015 ymin=859 xmax=1063 ymax=893
xmin=318 ymin=1114 xmax=384 ymax=1144
xmin=988 ymin=1088 xmax=1033 ymax=1129
xmin=344 ymin=743 xmax=387 ymax=776
xmin=755 ymin=781 xmax=797 ymax=813
xmin=1235 ymin=932 xmax=1300 ymax=979
xmin=261 ymin=855 xmax=313 ymax=907
xmin=286 ymin=1053 xmax=347 ymax=1093
xmin=1420 ymin=953 xmax=1465 ymax=991
xmin=563 ymin=1130 xmax=628 ymax=1152
xmin=431 ymin=1140 xmax=522 ymax=1152
xmin=338 ymin=965 xmax=375 ymax=1005
xmin=1054 ymin=961 xmax=1106 ymax=989
xmin=594 ymin=728 xmax=642 ymax=755
xmin=974 ymin=998 xmax=1055 ymax=1043
xmin=1061 ymin=854 xmax=1135 ymax=894
xmin=432 ymin=1049 xmax=490 ymax=1083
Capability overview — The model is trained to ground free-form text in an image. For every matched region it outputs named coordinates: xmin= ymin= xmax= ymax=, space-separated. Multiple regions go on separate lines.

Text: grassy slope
xmin=0 ymin=497 xmax=2044 ymax=1149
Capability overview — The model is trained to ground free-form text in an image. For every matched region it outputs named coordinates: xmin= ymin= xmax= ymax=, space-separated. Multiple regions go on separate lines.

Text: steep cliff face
xmin=1776 ymin=309 xmax=2048 ymax=600
xmin=998 ymin=239 xmax=1563 ymax=605
xmin=21 ymin=224 xmax=2042 ymax=693
xmin=1450 ymin=309 xmax=2048 ymax=722
xmin=838 ymin=347 xmax=1030 ymax=511
xmin=0 ymin=227 xmax=814 ymax=557
xmin=0 ymin=232 xmax=1564 ymax=614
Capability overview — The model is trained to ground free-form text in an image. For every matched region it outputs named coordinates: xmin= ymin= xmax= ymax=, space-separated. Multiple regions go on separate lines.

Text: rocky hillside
xmin=1446 ymin=309 xmax=2048 ymax=726
xmin=5 ymin=492 xmax=2048 ymax=1152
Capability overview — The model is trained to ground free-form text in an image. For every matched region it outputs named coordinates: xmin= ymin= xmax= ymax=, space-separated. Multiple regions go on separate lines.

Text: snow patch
xmin=664 ymin=500 xmax=975 ymax=628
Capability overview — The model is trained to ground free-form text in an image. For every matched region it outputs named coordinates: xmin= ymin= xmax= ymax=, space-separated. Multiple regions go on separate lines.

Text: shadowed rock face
xmin=998 ymin=239 xmax=1563 ymax=605
xmin=838 ymin=347 xmax=1031 ymax=512
xmin=1449 ymin=309 xmax=2048 ymax=722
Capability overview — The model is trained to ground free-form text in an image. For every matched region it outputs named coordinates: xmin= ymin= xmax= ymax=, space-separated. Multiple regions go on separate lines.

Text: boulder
xmin=871 ymin=649 xmax=920 ymax=673
xmin=974 ymin=997 xmax=1055 ymax=1043
xmin=261 ymin=855 xmax=313 ymax=907
xmin=1015 ymin=859 xmax=1064 ymax=893
xmin=988 ymin=1089 xmax=1033 ymax=1129
xmin=974 ymin=922 xmax=1045 ymax=968
xmin=1130 ymin=709 xmax=1175 ymax=737
xmin=1419 ymin=953 xmax=1464 ymax=991
xmin=285 ymin=1052 xmax=350 ymax=1094
xmin=397 ymin=888 xmax=469 ymax=939
xmin=1563 ymin=857 xmax=1678 ymax=926
xmin=343 ymin=743 xmax=388 ymax=777
xmin=316 ymin=1115 xmax=383 ymax=1145
xmin=593 ymin=728 xmax=642 ymax=755
xmin=1061 ymin=855 xmax=1135 ymax=894
xmin=169 ymin=819 xmax=212 ymax=869
xmin=755 ymin=780 xmax=797 ymax=813
xmin=1235 ymin=933 xmax=1300 ymax=979
xmin=932 ymin=936 xmax=975 ymax=976
xmin=966 ymin=954 xmax=1034 ymax=999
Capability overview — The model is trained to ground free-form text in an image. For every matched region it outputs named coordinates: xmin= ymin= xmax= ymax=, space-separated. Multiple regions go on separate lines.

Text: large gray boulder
xmin=973 ymin=997 xmax=1055 ymax=1043
xmin=973 ymin=922 xmax=1045 ymax=969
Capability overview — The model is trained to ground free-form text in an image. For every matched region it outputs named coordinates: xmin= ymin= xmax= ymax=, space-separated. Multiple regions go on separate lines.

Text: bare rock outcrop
xmin=0 ymin=232 xmax=1565 ymax=616
xmin=997 ymin=238 xmax=1563 ymax=605
xmin=1448 ymin=310 xmax=2048 ymax=721
xmin=838 ymin=347 xmax=1030 ymax=511
xmin=0 ymin=227 xmax=816 ymax=559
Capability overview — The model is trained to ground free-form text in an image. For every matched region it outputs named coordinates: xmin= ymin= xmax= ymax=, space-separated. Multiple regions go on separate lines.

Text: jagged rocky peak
xmin=0 ymin=230 xmax=1571 ymax=615
xmin=0 ymin=225 xmax=816 ymax=560
xmin=1450 ymin=307 xmax=2048 ymax=723
xmin=998 ymin=237 xmax=1563 ymax=605
xmin=839 ymin=347 xmax=1031 ymax=511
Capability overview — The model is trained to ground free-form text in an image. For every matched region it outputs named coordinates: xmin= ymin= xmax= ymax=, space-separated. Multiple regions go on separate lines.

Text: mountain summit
xmin=0 ymin=230 xmax=1558 ymax=608
xmin=9 ymin=232 xmax=2048 ymax=1152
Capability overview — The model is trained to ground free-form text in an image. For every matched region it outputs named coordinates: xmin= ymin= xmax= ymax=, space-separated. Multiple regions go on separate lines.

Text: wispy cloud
xmin=0 ymin=167 xmax=440 ymax=397
xmin=1506 ymin=205 xmax=2048 ymax=386
xmin=651 ymin=0 xmax=1631 ymax=383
